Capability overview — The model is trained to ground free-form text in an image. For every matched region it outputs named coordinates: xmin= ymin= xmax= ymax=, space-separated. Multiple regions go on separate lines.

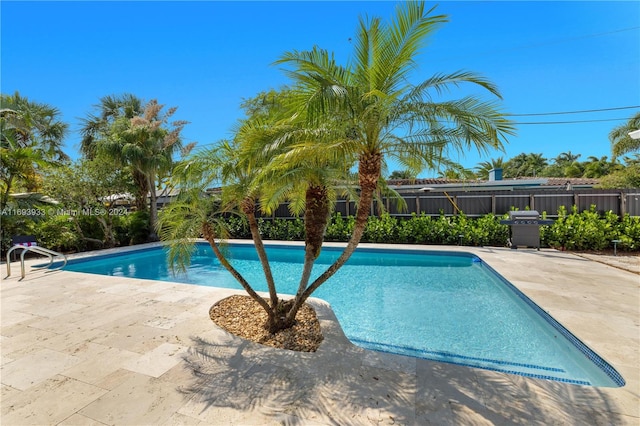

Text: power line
xmin=499 ymin=26 xmax=640 ymax=54
xmin=514 ymin=118 xmax=628 ymax=125
xmin=507 ymin=105 xmax=640 ymax=117
xmin=433 ymin=26 xmax=640 ymax=60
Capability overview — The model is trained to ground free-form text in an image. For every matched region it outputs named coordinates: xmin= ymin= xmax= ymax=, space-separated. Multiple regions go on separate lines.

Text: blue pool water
xmin=64 ymin=243 xmax=623 ymax=387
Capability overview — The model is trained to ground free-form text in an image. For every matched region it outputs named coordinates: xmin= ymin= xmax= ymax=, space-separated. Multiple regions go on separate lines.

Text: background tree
xmin=541 ymin=151 xmax=581 ymax=177
xmin=388 ymin=170 xmax=416 ymax=180
xmin=82 ymin=96 xmax=192 ymax=240
xmin=42 ymin=156 xmax=135 ymax=248
xmin=1 ymin=92 xmax=68 ymax=206
xmin=80 ymin=94 xmax=149 ymax=210
xmin=437 ymin=167 xmax=475 ymax=180
xmin=504 ymin=153 xmax=547 ymax=178
xmin=610 ymin=111 xmax=640 ymax=158
xmin=582 ymin=155 xmax=619 ymax=178
xmin=474 ymin=157 xmax=505 ymax=179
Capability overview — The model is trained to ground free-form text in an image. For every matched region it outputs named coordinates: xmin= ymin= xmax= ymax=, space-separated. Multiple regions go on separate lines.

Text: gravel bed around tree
xmin=209 ymin=295 xmax=324 ymax=352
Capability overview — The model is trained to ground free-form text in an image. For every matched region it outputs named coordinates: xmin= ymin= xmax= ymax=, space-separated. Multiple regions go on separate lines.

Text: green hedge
xmin=6 ymin=205 xmax=636 ymax=254
xmin=224 ymin=209 xmax=639 ymax=252
xmin=541 ymin=206 xmax=639 ymax=251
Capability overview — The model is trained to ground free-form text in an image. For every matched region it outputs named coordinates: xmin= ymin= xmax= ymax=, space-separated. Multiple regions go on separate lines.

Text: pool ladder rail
xmin=6 ymin=245 xmax=68 ymax=279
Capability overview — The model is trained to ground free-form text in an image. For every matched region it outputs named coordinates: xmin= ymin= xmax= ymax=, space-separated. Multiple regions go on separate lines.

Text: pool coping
xmin=2 ymin=241 xmax=639 ymax=424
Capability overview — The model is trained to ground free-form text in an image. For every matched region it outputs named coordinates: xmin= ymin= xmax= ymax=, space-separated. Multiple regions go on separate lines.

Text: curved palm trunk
xmin=298 ymin=152 xmax=381 ymax=304
xmin=241 ymin=197 xmax=279 ymax=310
xmin=201 ymin=222 xmax=275 ymax=324
xmin=285 ymin=184 xmax=331 ymax=325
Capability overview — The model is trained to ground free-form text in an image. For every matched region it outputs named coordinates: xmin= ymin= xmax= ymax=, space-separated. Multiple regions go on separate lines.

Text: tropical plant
xmin=582 ymin=155 xmax=619 ymax=179
xmin=388 ymin=170 xmax=416 ymax=180
xmin=541 ymin=151 xmax=581 ymax=177
xmin=598 ymin=163 xmax=640 ymax=188
xmin=42 ymin=156 xmax=135 ymax=248
xmin=79 ymin=94 xmax=148 ymax=210
xmin=275 ymin=1 xmax=513 ymax=296
xmin=610 ymin=111 xmax=640 ymax=158
xmin=437 ymin=166 xmax=475 ymax=180
xmin=113 ymin=100 xmax=190 ymax=239
xmin=555 ymin=151 xmax=581 ymax=165
xmin=162 ymin=89 xmax=355 ymax=331
xmin=474 ymin=157 xmax=505 ymax=179
xmin=161 ymin=1 xmax=514 ymax=334
xmin=0 ymin=92 xmax=68 ymax=206
xmin=85 ymin=97 xmax=191 ymax=240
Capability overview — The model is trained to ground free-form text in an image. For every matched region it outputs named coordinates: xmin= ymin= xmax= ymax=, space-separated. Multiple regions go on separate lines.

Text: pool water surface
xmin=63 ymin=243 xmax=623 ymax=387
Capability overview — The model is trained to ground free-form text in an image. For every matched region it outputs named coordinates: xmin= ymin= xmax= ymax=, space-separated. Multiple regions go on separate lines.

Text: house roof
xmin=387 ymin=176 xmax=600 ymax=192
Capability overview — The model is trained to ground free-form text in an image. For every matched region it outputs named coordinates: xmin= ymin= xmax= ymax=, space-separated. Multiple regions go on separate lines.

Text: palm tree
xmin=163 ymin=90 xmax=354 ymax=332
xmin=610 ymin=112 xmax=640 ymax=158
xmin=80 ymin=93 xmax=143 ymax=158
xmin=526 ymin=153 xmax=548 ymax=177
xmin=504 ymin=153 xmax=547 ymax=177
xmin=79 ymin=94 xmax=148 ymax=210
xmin=474 ymin=157 xmax=505 ymax=179
xmin=275 ymin=1 xmax=514 ymax=303
xmin=583 ymin=155 xmax=618 ymax=178
xmin=103 ymin=100 xmax=190 ymax=240
xmin=555 ymin=151 xmax=581 ymax=165
xmin=0 ymin=92 xmax=68 ymax=206
xmin=161 ymin=1 xmax=513 ymax=334
xmin=437 ymin=167 xmax=475 ymax=180
xmin=388 ymin=170 xmax=415 ymax=180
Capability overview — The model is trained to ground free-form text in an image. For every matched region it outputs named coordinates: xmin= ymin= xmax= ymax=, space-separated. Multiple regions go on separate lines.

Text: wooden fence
xmin=265 ymin=188 xmax=640 ymax=219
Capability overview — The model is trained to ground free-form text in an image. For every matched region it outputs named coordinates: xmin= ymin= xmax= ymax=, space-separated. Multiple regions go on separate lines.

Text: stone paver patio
xmin=1 ymin=242 xmax=638 ymax=425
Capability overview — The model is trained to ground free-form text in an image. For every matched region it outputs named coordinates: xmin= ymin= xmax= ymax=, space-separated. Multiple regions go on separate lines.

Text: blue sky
xmin=2 ymin=1 xmax=639 ymax=177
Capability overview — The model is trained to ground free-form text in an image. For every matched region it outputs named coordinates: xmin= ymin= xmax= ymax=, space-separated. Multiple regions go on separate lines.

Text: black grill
xmin=500 ymin=211 xmax=553 ymax=250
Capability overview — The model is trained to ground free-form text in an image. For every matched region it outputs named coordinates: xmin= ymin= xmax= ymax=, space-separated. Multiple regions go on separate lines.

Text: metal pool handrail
xmin=6 ymin=245 xmax=68 ymax=279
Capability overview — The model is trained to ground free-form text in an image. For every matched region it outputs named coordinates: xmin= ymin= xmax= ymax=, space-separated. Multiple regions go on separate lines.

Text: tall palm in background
xmin=102 ymin=100 xmax=190 ymax=240
xmin=276 ymin=1 xmax=514 ymax=299
xmin=80 ymin=94 xmax=147 ymax=210
xmin=555 ymin=151 xmax=581 ymax=165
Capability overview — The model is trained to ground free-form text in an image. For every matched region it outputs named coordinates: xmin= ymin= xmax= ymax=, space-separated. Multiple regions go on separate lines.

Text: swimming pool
xmin=63 ymin=242 xmax=623 ymax=387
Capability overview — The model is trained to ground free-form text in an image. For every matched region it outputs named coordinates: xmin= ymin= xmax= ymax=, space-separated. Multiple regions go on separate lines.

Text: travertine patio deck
xmin=1 ymin=242 xmax=638 ymax=425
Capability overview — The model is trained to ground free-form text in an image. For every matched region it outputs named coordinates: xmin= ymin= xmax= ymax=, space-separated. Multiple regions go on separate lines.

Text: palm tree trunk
xmin=241 ymin=197 xmax=279 ymax=309
xmin=286 ymin=184 xmax=331 ymax=324
xmin=295 ymin=152 xmax=382 ymax=312
xmin=148 ymin=174 xmax=159 ymax=241
xmin=201 ymin=221 xmax=276 ymax=326
xmin=132 ymin=170 xmax=149 ymax=211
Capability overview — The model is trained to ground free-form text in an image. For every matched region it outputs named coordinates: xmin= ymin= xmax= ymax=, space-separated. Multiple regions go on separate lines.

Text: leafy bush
xmin=32 ymin=215 xmax=80 ymax=252
xmin=258 ymin=218 xmax=305 ymax=241
xmin=225 ymin=215 xmax=251 ymax=238
xmin=325 ymin=213 xmax=354 ymax=241
xmin=362 ymin=213 xmax=400 ymax=243
xmin=122 ymin=210 xmax=150 ymax=245
xmin=225 ymin=212 xmax=514 ymax=247
xmin=541 ymin=205 xmax=639 ymax=252
xmin=218 ymin=208 xmax=638 ymax=252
